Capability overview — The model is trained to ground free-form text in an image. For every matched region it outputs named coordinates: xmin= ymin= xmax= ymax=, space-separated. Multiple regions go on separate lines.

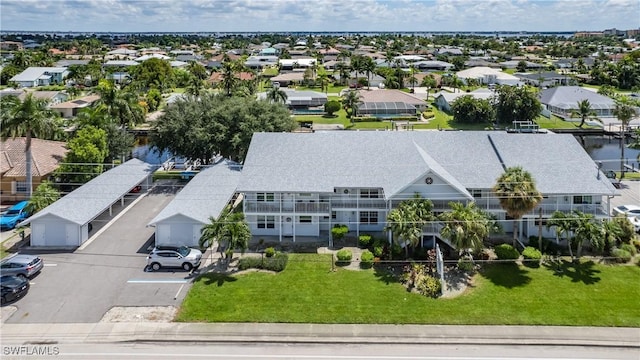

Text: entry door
xmin=283 ymin=216 xmax=293 ymax=236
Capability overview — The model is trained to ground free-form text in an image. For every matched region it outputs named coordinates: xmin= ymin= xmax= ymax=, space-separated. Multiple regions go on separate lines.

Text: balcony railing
xmin=244 ymin=201 xmax=330 ymax=214
xmin=331 ymin=199 xmax=387 ymax=209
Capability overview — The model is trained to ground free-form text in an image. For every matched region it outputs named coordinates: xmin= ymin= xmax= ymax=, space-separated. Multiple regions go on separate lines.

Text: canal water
xmin=577 ymin=135 xmax=640 ymax=172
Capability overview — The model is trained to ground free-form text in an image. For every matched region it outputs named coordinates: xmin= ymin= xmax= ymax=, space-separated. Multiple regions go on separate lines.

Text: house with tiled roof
xmin=1 ymin=138 xmax=68 ymax=202
xmin=207 ymin=72 xmax=255 ymax=86
xmin=49 ymin=95 xmax=100 ymax=118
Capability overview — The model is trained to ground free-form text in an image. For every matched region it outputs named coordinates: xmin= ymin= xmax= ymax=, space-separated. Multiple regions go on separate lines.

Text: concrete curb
xmin=1 ymin=323 xmax=639 ymax=347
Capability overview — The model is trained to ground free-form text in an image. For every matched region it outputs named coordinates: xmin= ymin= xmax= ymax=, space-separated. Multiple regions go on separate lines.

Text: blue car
xmin=0 ymin=201 xmax=30 ymax=230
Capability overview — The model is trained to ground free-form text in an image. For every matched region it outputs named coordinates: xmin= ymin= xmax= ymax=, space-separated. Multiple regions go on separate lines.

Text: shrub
xmin=373 ymin=245 xmax=384 ymax=258
xmin=494 ymin=244 xmax=520 ymax=260
xmin=457 ymin=257 xmax=474 ymax=272
xmin=324 ymin=100 xmax=341 ymax=116
xmin=331 ymin=225 xmax=349 ymax=242
xmin=391 ymin=243 xmax=403 ymax=259
xmin=336 ymin=249 xmax=352 ymax=262
xmin=264 ymin=247 xmax=276 ymax=258
xmin=237 ymin=253 xmax=288 ymax=272
xmin=416 ymin=274 xmax=442 ymax=298
xmin=632 ymin=239 xmax=640 ymax=253
xmin=522 ymin=246 xmax=542 ymax=260
xmin=358 ymin=234 xmax=372 ymax=248
xmin=538 ymin=238 xmax=562 ymax=256
xmin=612 ymin=248 xmax=632 ymax=263
xmin=360 ymin=250 xmax=374 ymax=268
xmin=621 ymin=243 xmax=637 ymax=257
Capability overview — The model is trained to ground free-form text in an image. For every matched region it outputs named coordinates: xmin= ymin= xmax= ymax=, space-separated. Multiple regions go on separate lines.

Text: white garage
xmin=21 ymin=159 xmax=156 ymax=247
xmin=148 ymin=159 xmax=241 ymax=248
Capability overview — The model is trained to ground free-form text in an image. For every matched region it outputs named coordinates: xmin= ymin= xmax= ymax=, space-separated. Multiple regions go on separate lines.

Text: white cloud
xmin=0 ymin=0 xmax=637 ymax=32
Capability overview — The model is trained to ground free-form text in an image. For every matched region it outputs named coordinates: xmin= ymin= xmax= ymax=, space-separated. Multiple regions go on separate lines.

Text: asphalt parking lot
xmin=2 ymin=182 xmax=202 ymax=324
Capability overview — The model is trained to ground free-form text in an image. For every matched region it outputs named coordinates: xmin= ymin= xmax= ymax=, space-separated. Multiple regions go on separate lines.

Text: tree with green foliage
xmin=0 ymin=93 xmax=61 ymax=198
xmin=362 ymin=57 xmax=376 ymax=90
xmin=546 ymin=211 xmax=578 ymax=258
xmin=94 ymin=79 xmax=145 ymax=127
xmin=450 ymin=96 xmax=494 ymax=124
xmin=493 ymin=85 xmax=541 ymax=125
xmin=266 ymin=86 xmax=288 ymax=104
xmin=324 ymin=100 xmax=341 ymax=116
xmin=200 ymin=206 xmax=229 ymax=258
xmin=0 ymin=64 xmax=20 ymax=85
xmin=516 ymin=60 xmax=528 ymax=72
xmin=129 ymin=57 xmax=174 ymax=92
xmin=571 ymin=99 xmax=600 ymax=128
xmin=420 ymin=75 xmax=437 ymax=101
xmin=146 ymin=88 xmax=162 ymax=112
xmin=385 ymin=194 xmax=435 ymax=258
xmin=572 ymin=211 xmax=604 ymax=260
xmin=342 ymin=90 xmax=362 ymax=121
xmin=220 ymin=54 xmax=239 ymax=96
xmin=58 ymin=126 xmax=108 ymax=184
xmin=439 ymin=202 xmax=496 ymax=258
xmin=200 ymin=207 xmax=251 ymax=262
xmin=151 ymin=94 xmax=296 ymax=163
xmin=613 ymin=96 xmax=639 ymax=179
xmin=493 ymin=166 xmax=542 ymax=247
xmin=25 ymin=181 xmax=60 ymax=215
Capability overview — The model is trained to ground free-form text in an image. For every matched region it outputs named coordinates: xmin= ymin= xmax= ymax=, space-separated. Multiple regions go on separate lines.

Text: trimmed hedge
xmin=358 ymin=234 xmax=372 ymax=248
xmin=522 ymin=246 xmax=542 ymax=260
xmin=336 ymin=249 xmax=352 ymax=262
xmin=237 ymin=253 xmax=289 ymax=272
xmin=264 ymin=247 xmax=275 ymax=258
xmin=360 ymin=250 xmax=374 ymax=268
xmin=494 ymin=244 xmax=520 ymax=260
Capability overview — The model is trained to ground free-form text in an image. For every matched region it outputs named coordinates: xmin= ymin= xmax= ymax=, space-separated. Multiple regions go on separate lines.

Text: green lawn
xmin=177 ymin=254 xmax=640 ymax=326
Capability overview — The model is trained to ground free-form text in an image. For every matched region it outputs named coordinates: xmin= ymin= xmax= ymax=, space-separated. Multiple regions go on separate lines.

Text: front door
xmin=283 ymin=216 xmax=293 ymax=236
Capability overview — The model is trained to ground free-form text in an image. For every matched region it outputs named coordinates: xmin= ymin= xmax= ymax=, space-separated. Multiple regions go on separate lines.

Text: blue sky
xmin=1 ymin=0 xmax=638 ymax=33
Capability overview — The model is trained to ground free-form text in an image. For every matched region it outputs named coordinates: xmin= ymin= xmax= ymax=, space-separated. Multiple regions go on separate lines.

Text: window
xmin=470 ymin=189 xmax=482 ymax=198
xmin=359 ymin=211 xmax=378 ymax=225
xmin=257 ymin=216 xmax=275 ymax=229
xmin=299 ymin=216 xmax=312 ymax=224
xmin=15 ymin=181 xmax=28 ymax=194
xmin=331 ymin=211 xmax=337 ymax=220
xmin=360 ymin=189 xmax=380 ymax=198
xmin=256 ymin=192 xmax=275 ymax=202
xmin=573 ymin=195 xmax=592 ymax=204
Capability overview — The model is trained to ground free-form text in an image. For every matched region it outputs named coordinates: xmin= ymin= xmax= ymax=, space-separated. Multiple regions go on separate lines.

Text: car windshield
xmin=178 ymin=246 xmax=190 ymax=257
xmin=5 ymin=209 xmax=20 ymax=215
xmin=0 ymin=276 xmax=24 ymax=286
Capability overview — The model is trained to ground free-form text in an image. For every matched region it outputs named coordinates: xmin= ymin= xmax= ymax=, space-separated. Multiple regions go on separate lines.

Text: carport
xmin=148 ymin=159 xmax=241 ymax=247
xmin=21 ymin=159 xmax=157 ymax=247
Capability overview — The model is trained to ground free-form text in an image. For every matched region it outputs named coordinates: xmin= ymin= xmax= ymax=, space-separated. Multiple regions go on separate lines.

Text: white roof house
xmin=135 ymin=54 xmax=171 ymax=62
xmin=257 ymin=89 xmax=327 ymax=108
xmin=279 ymin=58 xmax=316 ymax=69
xmin=107 ymin=48 xmax=138 ymax=56
xmin=148 ymin=160 xmax=242 ymax=247
xmin=10 ymin=67 xmax=69 ymax=88
xmin=22 ymin=159 xmax=156 ymax=247
xmin=456 ymin=67 xmax=522 ymax=86
xmin=539 ymin=86 xmax=617 ymax=118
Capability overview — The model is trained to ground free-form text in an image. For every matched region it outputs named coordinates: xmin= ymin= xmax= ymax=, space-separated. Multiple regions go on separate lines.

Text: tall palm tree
xmin=385 ymin=194 xmax=434 ymax=258
xmin=217 ymin=211 xmax=251 ymax=260
xmin=266 ymin=86 xmax=288 ymax=104
xmin=220 ymin=55 xmax=238 ymax=96
xmin=546 ymin=211 xmax=579 ymax=260
xmin=613 ymin=96 xmax=639 ymax=179
xmin=493 ymin=166 xmax=542 ymax=247
xmin=94 ymin=79 xmax=144 ymax=127
xmin=0 ymin=94 xmax=60 ymax=198
xmin=336 ymin=62 xmax=351 ymax=86
xmin=420 ymin=75 xmax=437 ymax=102
xmin=572 ymin=99 xmax=600 ymax=128
xmin=342 ymin=90 xmax=362 ymax=121
xmin=350 ymin=55 xmax=364 ymax=86
xmin=362 ymin=57 xmax=376 ymax=90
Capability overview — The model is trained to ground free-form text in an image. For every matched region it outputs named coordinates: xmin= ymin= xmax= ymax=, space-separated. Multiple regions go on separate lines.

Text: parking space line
xmin=127 ymin=279 xmax=190 ymax=284
xmin=44 ymin=263 xmax=57 ymax=267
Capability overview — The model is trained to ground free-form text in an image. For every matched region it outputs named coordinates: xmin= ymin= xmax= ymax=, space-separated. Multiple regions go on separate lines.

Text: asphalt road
xmin=4 ymin=184 xmax=194 ymax=324
xmin=3 ymin=342 xmax=636 ymax=360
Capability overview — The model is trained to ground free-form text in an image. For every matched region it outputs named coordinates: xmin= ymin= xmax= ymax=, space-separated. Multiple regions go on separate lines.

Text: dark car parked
xmin=1 ymin=275 xmax=30 ymax=304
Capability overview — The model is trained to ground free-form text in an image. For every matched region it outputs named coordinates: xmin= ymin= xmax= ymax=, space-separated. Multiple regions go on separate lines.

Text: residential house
xmin=147 ymin=160 xmax=242 ymax=247
xmin=0 ymin=89 xmax=68 ymax=106
xmin=49 ymin=95 xmax=100 ymax=118
xmin=279 ymin=58 xmax=316 ymax=70
xmin=334 ymin=71 xmax=386 ymax=88
xmin=258 ymin=89 xmax=327 ymax=112
xmin=245 ymin=55 xmax=279 ymax=69
xmin=0 ymin=138 xmax=68 ymax=202
xmin=10 ymin=67 xmax=69 ymax=88
xmin=500 ymin=60 xmax=545 ymax=70
xmin=237 ymin=131 xmax=616 ymax=245
xmin=412 ymin=60 xmax=455 ymax=71
xmin=269 ymin=72 xmax=305 ymax=87
xmin=208 ymin=72 xmax=255 ymax=86
xmin=515 ymin=71 xmax=575 ymax=87
xmin=356 ymin=89 xmax=427 ymax=117
xmin=539 ymin=86 xmax=616 ymax=119
xmin=456 ymin=67 xmax=522 ymax=86
xmin=433 ymin=89 xmax=494 ymax=112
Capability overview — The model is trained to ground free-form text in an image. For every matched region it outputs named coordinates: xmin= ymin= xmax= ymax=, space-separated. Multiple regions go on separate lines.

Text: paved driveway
xmin=3 ymin=182 xmax=200 ymax=324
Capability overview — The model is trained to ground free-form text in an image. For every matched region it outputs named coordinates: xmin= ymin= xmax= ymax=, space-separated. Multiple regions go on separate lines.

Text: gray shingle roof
xmin=539 ymin=86 xmax=615 ymax=110
xmin=237 ymin=132 xmax=616 ymax=198
xmin=148 ymin=160 xmax=241 ymax=225
xmin=22 ymin=159 xmax=157 ymax=226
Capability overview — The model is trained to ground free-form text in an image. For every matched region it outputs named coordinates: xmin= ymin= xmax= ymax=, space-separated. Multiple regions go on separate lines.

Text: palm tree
xmin=0 ymin=94 xmax=60 ymax=198
xmin=94 ymin=79 xmax=144 ymax=127
xmin=218 ymin=212 xmax=251 ymax=260
xmin=385 ymin=194 xmax=435 ymax=258
xmin=342 ymin=90 xmax=362 ymax=121
xmin=493 ymin=166 xmax=542 ymax=247
xmin=408 ymin=65 xmax=418 ymax=91
xmin=546 ymin=211 xmax=579 ymax=261
xmin=220 ymin=55 xmax=238 ymax=96
xmin=350 ymin=55 xmax=363 ymax=86
xmin=420 ymin=75 xmax=437 ymax=102
xmin=571 ymin=99 xmax=600 ymax=128
xmin=266 ymin=86 xmax=288 ymax=104
xmin=200 ymin=206 xmax=230 ymax=259
xmin=613 ymin=97 xmax=639 ymax=179
xmin=439 ymin=202 xmax=493 ymax=258
xmin=362 ymin=57 xmax=376 ymax=90
xmin=336 ymin=62 xmax=351 ymax=86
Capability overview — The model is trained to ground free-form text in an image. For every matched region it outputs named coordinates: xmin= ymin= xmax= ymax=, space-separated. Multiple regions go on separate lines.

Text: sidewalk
xmin=1 ymin=322 xmax=638 ymax=347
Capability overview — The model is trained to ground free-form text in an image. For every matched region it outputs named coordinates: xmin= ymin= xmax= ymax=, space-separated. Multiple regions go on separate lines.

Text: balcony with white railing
xmin=330 ymin=198 xmax=388 ymax=210
xmin=244 ymin=201 xmax=330 ymax=214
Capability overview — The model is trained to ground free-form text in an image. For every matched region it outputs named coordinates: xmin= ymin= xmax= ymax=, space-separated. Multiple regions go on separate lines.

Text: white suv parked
xmin=147 ymin=245 xmax=202 ymax=271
